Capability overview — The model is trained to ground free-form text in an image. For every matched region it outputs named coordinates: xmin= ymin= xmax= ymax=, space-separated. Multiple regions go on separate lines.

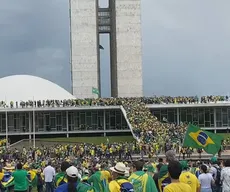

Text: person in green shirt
xmin=12 ymin=163 xmax=29 ymax=192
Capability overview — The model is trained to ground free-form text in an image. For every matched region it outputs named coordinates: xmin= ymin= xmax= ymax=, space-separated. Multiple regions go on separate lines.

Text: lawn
xmin=218 ymin=133 xmax=230 ymax=140
xmin=39 ymin=133 xmax=230 ymax=144
xmin=39 ymin=135 xmax=134 ymax=144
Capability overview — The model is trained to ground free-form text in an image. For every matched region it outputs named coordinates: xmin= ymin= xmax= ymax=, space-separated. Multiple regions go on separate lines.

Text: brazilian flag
xmin=183 ymin=124 xmax=223 ymax=155
xmin=2 ymin=172 xmax=14 ymax=190
xmin=55 ymin=172 xmax=67 ymax=187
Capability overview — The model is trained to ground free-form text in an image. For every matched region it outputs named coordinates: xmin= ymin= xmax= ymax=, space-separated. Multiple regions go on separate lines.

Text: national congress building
xmin=0 ymin=0 xmax=229 ymax=141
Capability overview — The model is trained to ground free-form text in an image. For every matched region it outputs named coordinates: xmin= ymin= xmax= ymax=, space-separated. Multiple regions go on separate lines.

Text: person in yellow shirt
xmin=164 ymin=161 xmax=192 ymax=192
xmin=0 ymin=166 xmax=4 ymax=181
xmin=109 ymin=162 xmax=134 ymax=192
xmin=179 ymin=161 xmax=200 ymax=192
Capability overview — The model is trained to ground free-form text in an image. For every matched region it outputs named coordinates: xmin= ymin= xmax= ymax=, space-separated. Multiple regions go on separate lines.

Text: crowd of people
xmin=121 ymin=98 xmax=187 ymax=145
xmin=0 ymin=146 xmax=229 ymax=192
xmin=0 ymin=95 xmax=229 ymax=109
xmin=0 ymin=95 xmax=227 ymax=145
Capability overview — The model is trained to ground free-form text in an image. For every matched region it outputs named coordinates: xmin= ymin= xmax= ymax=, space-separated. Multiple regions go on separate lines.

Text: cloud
xmin=1 ymin=0 xmax=230 ymax=97
xmin=0 ymin=0 xmax=71 ymax=91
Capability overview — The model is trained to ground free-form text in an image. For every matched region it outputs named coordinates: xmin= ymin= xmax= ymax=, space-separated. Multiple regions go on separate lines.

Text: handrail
xmin=9 ymin=139 xmax=26 ymax=148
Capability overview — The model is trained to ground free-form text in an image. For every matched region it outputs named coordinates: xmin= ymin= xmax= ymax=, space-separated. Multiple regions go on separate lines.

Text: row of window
xmin=1 ymin=107 xmax=230 ymax=132
xmin=0 ymin=110 xmax=128 ymax=133
xmin=151 ymin=107 xmax=223 ymax=128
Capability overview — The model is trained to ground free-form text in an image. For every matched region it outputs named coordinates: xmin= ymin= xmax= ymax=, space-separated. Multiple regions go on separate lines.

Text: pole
xmin=33 ymin=97 xmax=35 ymax=148
xmin=5 ymin=111 xmax=8 ymax=149
xmin=5 ymin=96 xmax=8 ymax=149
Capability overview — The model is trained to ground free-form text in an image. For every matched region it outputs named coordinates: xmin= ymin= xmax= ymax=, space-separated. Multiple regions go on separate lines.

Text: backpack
xmin=214 ymin=166 xmax=221 ymax=186
xmin=120 ymin=182 xmax=134 ymax=192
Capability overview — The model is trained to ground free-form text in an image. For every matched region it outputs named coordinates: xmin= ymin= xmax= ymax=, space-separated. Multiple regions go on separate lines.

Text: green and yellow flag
xmin=92 ymin=87 xmax=99 ymax=95
xmin=183 ymin=124 xmax=223 ymax=155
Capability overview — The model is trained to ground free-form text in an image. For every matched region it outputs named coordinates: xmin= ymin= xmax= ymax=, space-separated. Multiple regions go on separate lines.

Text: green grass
xmin=39 ymin=136 xmax=134 ymax=144
xmin=218 ymin=133 xmax=230 ymax=139
xmin=36 ymin=133 xmax=230 ymax=145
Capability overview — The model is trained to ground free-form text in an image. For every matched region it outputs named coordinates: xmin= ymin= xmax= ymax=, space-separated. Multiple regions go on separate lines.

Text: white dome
xmin=0 ymin=75 xmax=75 ymax=102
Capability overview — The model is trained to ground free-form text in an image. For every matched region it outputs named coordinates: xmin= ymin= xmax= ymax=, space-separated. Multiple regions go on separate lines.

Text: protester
xmin=221 ymin=159 xmax=230 ymax=192
xmin=129 ymin=160 xmax=158 ymax=192
xmin=36 ymin=168 xmax=44 ymax=192
xmin=158 ymin=150 xmax=177 ymax=192
xmin=179 ymin=161 xmax=200 ymax=192
xmin=109 ymin=162 xmax=134 ymax=192
xmin=43 ymin=161 xmax=56 ymax=192
xmin=209 ymin=157 xmax=221 ymax=192
xmin=12 ymin=163 xmax=29 ymax=192
xmin=198 ymin=165 xmax=214 ymax=192
xmin=55 ymin=166 xmax=94 ymax=192
xmin=153 ymin=163 xmax=163 ymax=192
xmin=163 ymin=160 xmax=192 ymax=192
xmin=55 ymin=161 xmax=70 ymax=187
xmin=87 ymin=164 xmax=110 ymax=192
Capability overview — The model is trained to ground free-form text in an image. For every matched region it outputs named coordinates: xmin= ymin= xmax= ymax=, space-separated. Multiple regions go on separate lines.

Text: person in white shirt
xmin=198 ymin=164 xmax=214 ymax=192
xmin=43 ymin=161 xmax=56 ymax=192
xmin=221 ymin=159 xmax=230 ymax=192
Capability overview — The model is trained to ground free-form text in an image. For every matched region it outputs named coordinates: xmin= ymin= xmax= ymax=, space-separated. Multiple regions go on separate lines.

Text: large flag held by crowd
xmin=183 ymin=124 xmax=223 ymax=155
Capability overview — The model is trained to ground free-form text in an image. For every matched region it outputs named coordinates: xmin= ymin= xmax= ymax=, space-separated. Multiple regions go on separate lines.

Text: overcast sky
xmin=0 ymin=0 xmax=230 ymax=97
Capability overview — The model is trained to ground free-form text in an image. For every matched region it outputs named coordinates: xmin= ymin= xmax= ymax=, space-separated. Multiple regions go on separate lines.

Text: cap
xmin=210 ymin=157 xmax=218 ymax=164
xmin=180 ymin=160 xmax=189 ymax=170
xmin=66 ymin=166 xmax=79 ymax=178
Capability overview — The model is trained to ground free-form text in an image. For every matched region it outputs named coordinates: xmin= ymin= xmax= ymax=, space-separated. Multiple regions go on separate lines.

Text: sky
xmin=1 ymin=0 xmax=230 ymax=97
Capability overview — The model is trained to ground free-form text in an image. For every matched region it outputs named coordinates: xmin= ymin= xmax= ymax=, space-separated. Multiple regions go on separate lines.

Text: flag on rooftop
xmin=99 ymin=44 xmax=104 ymax=50
xmin=92 ymin=87 xmax=100 ymax=95
xmin=183 ymin=124 xmax=223 ymax=155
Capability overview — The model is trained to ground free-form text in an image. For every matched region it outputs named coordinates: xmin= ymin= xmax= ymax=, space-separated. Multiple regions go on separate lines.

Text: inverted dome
xmin=0 ymin=75 xmax=75 ymax=103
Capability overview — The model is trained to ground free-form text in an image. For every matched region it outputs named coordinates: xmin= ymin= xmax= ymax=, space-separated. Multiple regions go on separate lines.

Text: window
xmin=205 ymin=110 xmax=210 ymax=121
xmin=198 ymin=109 xmax=205 ymax=126
xmin=92 ymin=112 xmax=98 ymax=125
xmin=180 ymin=109 xmax=187 ymax=122
xmin=80 ymin=112 xmax=86 ymax=125
xmin=168 ymin=109 xmax=176 ymax=123
xmin=216 ymin=108 xmax=222 ymax=122
xmin=223 ymin=113 xmax=228 ymax=126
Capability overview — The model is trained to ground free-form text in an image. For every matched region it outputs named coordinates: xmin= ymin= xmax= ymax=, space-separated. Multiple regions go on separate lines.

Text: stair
xmin=121 ymin=99 xmax=160 ymax=143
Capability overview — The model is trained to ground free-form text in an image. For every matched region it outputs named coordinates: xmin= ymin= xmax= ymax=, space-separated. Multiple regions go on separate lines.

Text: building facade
xmin=149 ymin=103 xmax=230 ymax=133
xmin=1 ymin=103 xmax=230 ymax=140
xmin=69 ymin=0 xmax=143 ymax=98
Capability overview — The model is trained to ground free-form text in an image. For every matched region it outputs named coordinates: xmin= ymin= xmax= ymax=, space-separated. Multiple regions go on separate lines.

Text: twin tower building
xmin=70 ymin=0 xmax=143 ymax=98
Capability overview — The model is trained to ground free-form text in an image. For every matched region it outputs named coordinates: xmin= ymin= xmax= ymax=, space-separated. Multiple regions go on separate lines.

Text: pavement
xmin=132 ymin=150 xmax=230 ymax=161
xmin=10 ymin=139 xmax=230 ymax=161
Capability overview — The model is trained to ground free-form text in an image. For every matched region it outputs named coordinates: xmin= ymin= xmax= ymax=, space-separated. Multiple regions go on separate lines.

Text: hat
xmin=147 ymin=165 xmax=155 ymax=173
xmin=143 ymin=165 xmax=148 ymax=171
xmin=180 ymin=160 xmax=189 ymax=170
xmin=3 ymin=163 xmax=15 ymax=170
xmin=110 ymin=162 xmax=126 ymax=175
xmin=84 ymin=169 xmax=89 ymax=174
xmin=210 ymin=157 xmax=218 ymax=164
xmin=66 ymin=166 xmax=79 ymax=178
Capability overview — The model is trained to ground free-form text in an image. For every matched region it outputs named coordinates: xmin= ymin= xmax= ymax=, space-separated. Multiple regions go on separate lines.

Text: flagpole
xmin=32 ymin=97 xmax=35 ymax=148
xmin=5 ymin=96 xmax=8 ymax=149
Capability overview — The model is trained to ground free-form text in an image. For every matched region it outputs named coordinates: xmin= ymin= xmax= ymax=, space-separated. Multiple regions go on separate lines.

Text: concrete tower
xmin=70 ymin=0 xmax=143 ymax=98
